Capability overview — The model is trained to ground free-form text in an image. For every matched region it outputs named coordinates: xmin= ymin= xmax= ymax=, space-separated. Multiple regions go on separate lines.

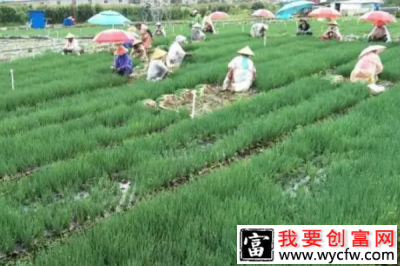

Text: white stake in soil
xmin=190 ymin=90 xmax=197 ymax=119
xmin=264 ymin=36 xmax=267 ymax=47
xmin=10 ymin=69 xmax=15 ymax=90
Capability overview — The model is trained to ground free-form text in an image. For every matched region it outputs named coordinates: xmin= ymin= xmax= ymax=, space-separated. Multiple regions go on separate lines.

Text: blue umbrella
xmin=276 ymin=1 xmax=316 ymax=19
xmin=88 ymin=10 xmax=131 ymax=26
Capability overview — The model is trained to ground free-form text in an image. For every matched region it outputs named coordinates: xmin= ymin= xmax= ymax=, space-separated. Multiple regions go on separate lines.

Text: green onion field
xmin=0 ymin=19 xmax=399 ymax=265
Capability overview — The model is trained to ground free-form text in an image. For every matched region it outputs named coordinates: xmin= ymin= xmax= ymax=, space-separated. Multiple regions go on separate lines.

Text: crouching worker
xmin=350 ymin=45 xmax=386 ymax=85
xmin=147 ymin=48 xmax=169 ymax=81
xmin=203 ymin=15 xmax=216 ymax=34
xmin=192 ymin=23 xmax=206 ymax=42
xmin=130 ymin=39 xmax=149 ymax=68
xmin=63 ymin=33 xmax=83 ymax=55
xmin=320 ymin=21 xmax=342 ymax=41
xmin=167 ymin=35 xmax=192 ymax=68
xmin=111 ymin=45 xmax=134 ymax=77
xmin=222 ymin=46 xmax=256 ymax=92
xmin=250 ymin=23 xmax=268 ymax=38
xmin=154 ymin=22 xmax=166 ymax=37
xmin=297 ymin=18 xmax=312 ymax=36
xmin=368 ymin=21 xmax=391 ymax=43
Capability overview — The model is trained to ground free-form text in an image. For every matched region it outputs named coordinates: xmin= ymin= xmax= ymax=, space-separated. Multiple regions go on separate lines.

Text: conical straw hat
xmin=115 ymin=45 xmax=128 ymax=56
xmin=328 ymin=20 xmax=338 ymax=26
xmin=65 ymin=33 xmax=75 ymax=39
xmin=359 ymin=45 xmax=386 ymax=58
xmin=151 ymin=48 xmax=167 ymax=60
xmin=127 ymin=26 xmax=137 ymax=33
xmin=133 ymin=39 xmax=143 ymax=45
xmin=237 ymin=46 xmax=254 ymax=56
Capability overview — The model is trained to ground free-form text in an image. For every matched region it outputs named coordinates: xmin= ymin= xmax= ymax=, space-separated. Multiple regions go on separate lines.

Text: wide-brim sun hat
xmin=133 ymin=39 xmax=143 ymax=45
xmin=156 ymin=22 xmax=162 ymax=26
xmin=359 ymin=45 xmax=386 ymax=58
xmin=65 ymin=33 xmax=75 ymax=39
xmin=328 ymin=20 xmax=338 ymax=26
xmin=193 ymin=23 xmax=202 ymax=29
xmin=192 ymin=10 xmax=199 ymax=15
xmin=115 ymin=45 xmax=128 ymax=56
xmin=176 ymin=35 xmax=187 ymax=43
xmin=237 ymin=46 xmax=254 ymax=57
xmin=151 ymin=48 xmax=167 ymax=60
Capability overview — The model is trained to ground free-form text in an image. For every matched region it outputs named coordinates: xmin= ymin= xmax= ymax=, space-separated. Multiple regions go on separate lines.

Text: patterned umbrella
xmin=210 ymin=12 xmax=229 ymax=20
xmin=360 ymin=11 xmax=396 ymax=25
xmin=92 ymin=29 xmax=136 ymax=43
xmin=252 ymin=9 xmax=276 ymax=18
xmin=308 ymin=7 xmax=341 ymax=19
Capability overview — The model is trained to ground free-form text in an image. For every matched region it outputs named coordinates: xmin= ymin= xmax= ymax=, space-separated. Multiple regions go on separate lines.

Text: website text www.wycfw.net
xmin=279 ymin=248 xmax=395 ymax=264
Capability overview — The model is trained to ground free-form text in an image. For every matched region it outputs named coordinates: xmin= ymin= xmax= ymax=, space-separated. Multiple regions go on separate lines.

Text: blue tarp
xmin=28 ymin=10 xmax=45 ymax=29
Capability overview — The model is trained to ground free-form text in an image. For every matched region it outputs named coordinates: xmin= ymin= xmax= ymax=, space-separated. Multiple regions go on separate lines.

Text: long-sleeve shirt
xmin=166 ymin=42 xmax=186 ymax=68
xmin=322 ymin=26 xmax=342 ymax=40
xmin=251 ymin=23 xmax=268 ymax=37
xmin=223 ymin=56 xmax=256 ymax=92
xmin=147 ymin=59 xmax=168 ymax=81
xmin=114 ymin=53 xmax=132 ymax=70
xmin=350 ymin=52 xmax=383 ymax=84
xmin=298 ymin=23 xmax=311 ymax=33
xmin=191 ymin=28 xmax=206 ymax=41
xmin=64 ymin=39 xmax=80 ymax=50
xmin=368 ymin=26 xmax=391 ymax=42
xmin=191 ymin=14 xmax=202 ymax=26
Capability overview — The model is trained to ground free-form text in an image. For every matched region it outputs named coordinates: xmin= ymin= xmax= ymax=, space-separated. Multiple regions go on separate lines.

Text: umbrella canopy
xmin=360 ymin=11 xmax=396 ymax=25
xmin=252 ymin=9 xmax=276 ymax=18
xmin=308 ymin=7 xmax=341 ymax=19
xmin=88 ymin=10 xmax=131 ymax=26
xmin=210 ymin=11 xmax=229 ymax=20
xmin=276 ymin=1 xmax=316 ymax=19
xmin=92 ymin=29 xmax=135 ymax=43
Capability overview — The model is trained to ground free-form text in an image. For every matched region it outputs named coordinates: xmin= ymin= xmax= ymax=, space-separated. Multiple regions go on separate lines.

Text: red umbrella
xmin=252 ymin=9 xmax=275 ymax=18
xmin=92 ymin=29 xmax=136 ymax=43
xmin=360 ymin=11 xmax=396 ymax=24
xmin=308 ymin=7 xmax=341 ymax=19
xmin=210 ymin=11 xmax=229 ymax=20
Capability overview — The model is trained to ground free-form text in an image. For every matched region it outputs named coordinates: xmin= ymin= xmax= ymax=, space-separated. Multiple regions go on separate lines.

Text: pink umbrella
xmin=92 ymin=29 xmax=136 ymax=43
xmin=308 ymin=7 xmax=341 ymax=19
xmin=360 ymin=11 xmax=396 ymax=25
xmin=252 ymin=9 xmax=275 ymax=18
xmin=210 ymin=11 xmax=229 ymax=20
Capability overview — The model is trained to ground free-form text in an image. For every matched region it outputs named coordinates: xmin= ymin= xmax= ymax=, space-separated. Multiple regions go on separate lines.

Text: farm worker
xmin=367 ymin=21 xmax=391 ymax=43
xmin=166 ymin=35 xmax=192 ymax=68
xmin=192 ymin=23 xmax=206 ymax=42
xmin=297 ymin=18 xmax=312 ymax=36
xmin=147 ymin=48 xmax=169 ymax=81
xmin=135 ymin=23 xmax=153 ymax=49
xmin=130 ymin=39 xmax=149 ymax=66
xmin=63 ymin=33 xmax=83 ymax=55
xmin=250 ymin=23 xmax=268 ymax=38
xmin=111 ymin=45 xmax=134 ymax=77
xmin=320 ymin=21 xmax=342 ymax=41
xmin=190 ymin=10 xmax=202 ymax=27
xmin=202 ymin=14 xmax=216 ymax=34
xmin=222 ymin=46 xmax=256 ymax=92
xmin=350 ymin=45 xmax=385 ymax=85
xmin=154 ymin=22 xmax=166 ymax=37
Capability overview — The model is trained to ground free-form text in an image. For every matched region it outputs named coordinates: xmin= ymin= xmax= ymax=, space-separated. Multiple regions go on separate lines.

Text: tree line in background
xmin=0 ymin=2 xmax=276 ymax=25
